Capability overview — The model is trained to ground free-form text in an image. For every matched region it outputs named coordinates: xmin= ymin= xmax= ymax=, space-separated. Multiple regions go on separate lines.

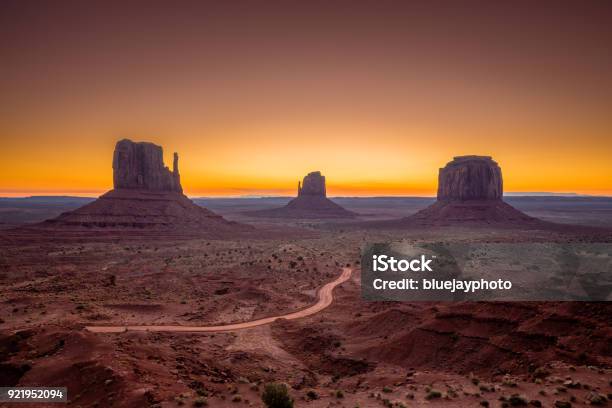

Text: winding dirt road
xmin=86 ymin=267 xmax=352 ymax=333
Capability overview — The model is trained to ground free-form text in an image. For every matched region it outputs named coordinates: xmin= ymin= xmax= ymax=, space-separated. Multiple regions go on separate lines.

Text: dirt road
xmin=86 ymin=267 xmax=352 ymax=333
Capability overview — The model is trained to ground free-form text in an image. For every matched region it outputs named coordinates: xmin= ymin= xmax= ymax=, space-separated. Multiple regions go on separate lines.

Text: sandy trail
xmin=86 ymin=267 xmax=352 ymax=333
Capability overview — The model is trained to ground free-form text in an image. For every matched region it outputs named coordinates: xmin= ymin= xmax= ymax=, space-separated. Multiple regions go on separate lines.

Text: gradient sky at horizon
xmin=1 ymin=1 xmax=611 ymax=197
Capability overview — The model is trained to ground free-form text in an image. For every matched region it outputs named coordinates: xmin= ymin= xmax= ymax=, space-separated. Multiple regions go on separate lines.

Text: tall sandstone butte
xmin=437 ymin=156 xmax=502 ymax=202
xmin=41 ymin=139 xmax=250 ymax=233
xmin=249 ymin=171 xmax=355 ymax=218
xmin=113 ymin=139 xmax=182 ymax=192
xmin=407 ymin=155 xmax=537 ymax=226
xmin=297 ymin=171 xmax=327 ymax=197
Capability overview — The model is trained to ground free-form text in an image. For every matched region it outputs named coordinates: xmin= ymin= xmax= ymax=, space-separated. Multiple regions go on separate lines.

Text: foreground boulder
xmin=248 ymin=171 xmax=356 ymax=219
xmin=38 ymin=139 xmax=251 ymax=234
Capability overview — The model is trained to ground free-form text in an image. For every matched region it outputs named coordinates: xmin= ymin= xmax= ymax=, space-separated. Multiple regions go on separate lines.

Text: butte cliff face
xmin=297 ymin=171 xmax=326 ymax=197
xmin=249 ymin=171 xmax=356 ymax=219
xmin=408 ymin=155 xmax=536 ymax=226
xmin=113 ymin=139 xmax=182 ymax=192
xmin=437 ymin=156 xmax=502 ymax=202
xmin=41 ymin=139 xmax=250 ymax=234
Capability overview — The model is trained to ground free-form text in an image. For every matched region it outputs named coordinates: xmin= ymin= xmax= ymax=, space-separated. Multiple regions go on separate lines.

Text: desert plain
xmin=1 ymin=193 xmax=611 ymax=408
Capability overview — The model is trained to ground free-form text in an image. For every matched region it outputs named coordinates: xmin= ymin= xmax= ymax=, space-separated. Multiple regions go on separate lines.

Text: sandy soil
xmin=1 ymin=218 xmax=611 ymax=407
xmin=85 ymin=267 xmax=352 ymax=333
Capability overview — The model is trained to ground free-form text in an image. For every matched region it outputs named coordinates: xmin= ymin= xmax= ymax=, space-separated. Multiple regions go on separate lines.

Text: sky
xmin=1 ymin=1 xmax=611 ymax=197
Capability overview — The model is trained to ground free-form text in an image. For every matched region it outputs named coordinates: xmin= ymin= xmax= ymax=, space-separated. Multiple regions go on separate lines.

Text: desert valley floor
xmin=0 ymin=197 xmax=611 ymax=407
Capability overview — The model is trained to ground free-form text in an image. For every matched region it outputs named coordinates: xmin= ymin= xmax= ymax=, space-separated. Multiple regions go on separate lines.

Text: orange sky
xmin=1 ymin=1 xmax=611 ymax=197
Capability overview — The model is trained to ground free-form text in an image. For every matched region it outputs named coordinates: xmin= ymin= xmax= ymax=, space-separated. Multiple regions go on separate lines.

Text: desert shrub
xmin=193 ymin=397 xmax=207 ymax=407
xmin=261 ymin=383 xmax=293 ymax=408
xmin=425 ymin=390 xmax=442 ymax=400
xmin=306 ymin=390 xmax=318 ymax=400
xmin=507 ymin=394 xmax=528 ymax=406
xmin=586 ymin=392 xmax=607 ymax=405
xmin=502 ymin=376 xmax=517 ymax=387
xmin=533 ymin=367 xmax=550 ymax=379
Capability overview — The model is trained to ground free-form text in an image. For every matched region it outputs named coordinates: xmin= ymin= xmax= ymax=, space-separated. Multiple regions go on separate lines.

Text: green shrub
xmin=261 ymin=383 xmax=293 ymax=408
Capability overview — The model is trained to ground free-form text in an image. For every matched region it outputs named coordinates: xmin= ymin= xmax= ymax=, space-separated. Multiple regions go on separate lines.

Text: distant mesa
xmin=360 ymin=155 xmax=540 ymax=228
xmin=248 ymin=171 xmax=356 ymax=219
xmin=39 ymin=139 xmax=251 ymax=233
xmin=409 ymin=155 xmax=537 ymax=226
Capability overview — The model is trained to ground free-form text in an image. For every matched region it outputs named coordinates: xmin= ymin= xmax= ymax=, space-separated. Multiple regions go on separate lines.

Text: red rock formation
xmin=298 ymin=171 xmax=327 ymax=197
xmin=409 ymin=155 xmax=536 ymax=226
xmin=437 ymin=156 xmax=502 ymax=201
xmin=113 ymin=139 xmax=182 ymax=192
xmin=359 ymin=155 xmax=540 ymax=229
xmin=248 ymin=171 xmax=356 ymax=219
xmin=39 ymin=139 xmax=251 ymax=233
